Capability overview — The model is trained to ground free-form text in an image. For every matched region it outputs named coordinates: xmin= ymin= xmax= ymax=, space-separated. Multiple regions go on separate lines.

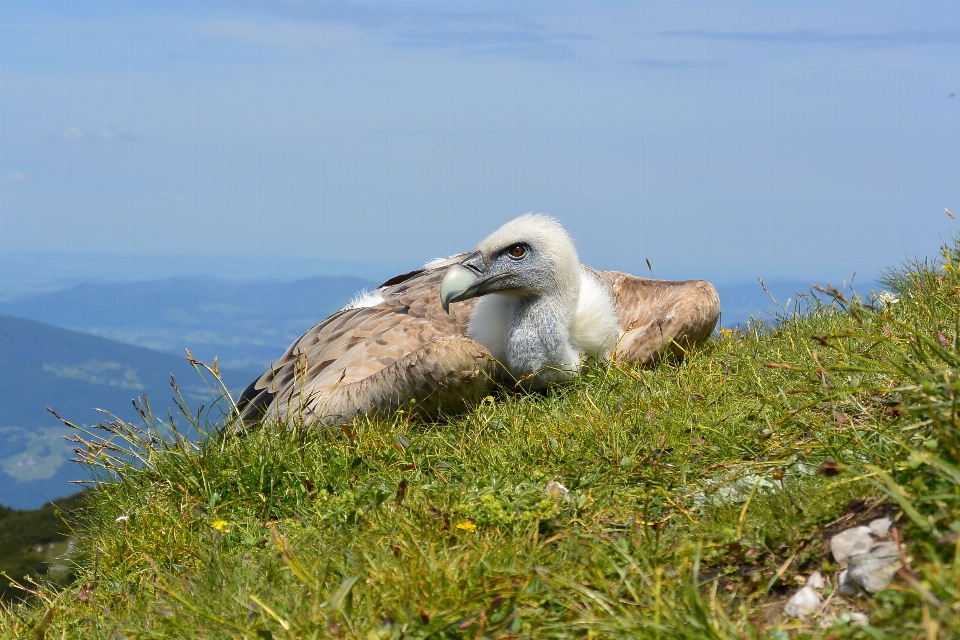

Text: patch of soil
xmin=709 ymin=496 xmax=897 ymax=633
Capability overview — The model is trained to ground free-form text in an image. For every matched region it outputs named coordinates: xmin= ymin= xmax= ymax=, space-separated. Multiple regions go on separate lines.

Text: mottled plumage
xmin=237 ymin=215 xmax=720 ymax=426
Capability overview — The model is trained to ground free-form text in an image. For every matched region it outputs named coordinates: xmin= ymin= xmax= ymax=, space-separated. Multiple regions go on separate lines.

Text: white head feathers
xmin=465 ymin=213 xmax=621 ymax=386
xmin=476 ymin=214 xmax=578 ymax=269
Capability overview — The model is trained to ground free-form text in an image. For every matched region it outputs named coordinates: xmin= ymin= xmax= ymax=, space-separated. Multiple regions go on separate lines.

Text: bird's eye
xmin=507 ymin=244 xmax=526 ymax=259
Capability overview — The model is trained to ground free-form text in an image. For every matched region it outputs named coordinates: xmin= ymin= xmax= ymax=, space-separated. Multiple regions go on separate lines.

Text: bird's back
xmin=236 ymin=258 xmax=481 ymax=424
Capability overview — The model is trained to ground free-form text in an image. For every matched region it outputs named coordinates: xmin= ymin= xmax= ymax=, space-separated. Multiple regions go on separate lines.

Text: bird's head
xmin=441 ymin=214 xmax=580 ymax=313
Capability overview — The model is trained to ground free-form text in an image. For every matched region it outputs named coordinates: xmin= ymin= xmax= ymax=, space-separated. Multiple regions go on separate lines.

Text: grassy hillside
xmin=0 ymin=492 xmax=88 ymax=600
xmin=0 ymin=275 xmax=375 ymax=372
xmin=0 ymin=316 xmax=252 ymax=509
xmin=3 ymin=238 xmax=959 ymax=637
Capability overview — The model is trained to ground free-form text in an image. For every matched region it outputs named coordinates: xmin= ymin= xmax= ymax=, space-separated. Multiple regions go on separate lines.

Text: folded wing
xmin=236 ymin=261 xmax=497 ymax=426
xmin=603 ymin=272 xmax=720 ymax=365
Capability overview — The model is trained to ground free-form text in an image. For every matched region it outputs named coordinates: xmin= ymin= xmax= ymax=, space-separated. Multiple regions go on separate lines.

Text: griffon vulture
xmin=237 ymin=215 xmax=720 ymax=425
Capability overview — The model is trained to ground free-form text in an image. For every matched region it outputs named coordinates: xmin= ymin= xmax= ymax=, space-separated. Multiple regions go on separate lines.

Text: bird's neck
xmin=505 ymin=288 xmax=580 ymax=387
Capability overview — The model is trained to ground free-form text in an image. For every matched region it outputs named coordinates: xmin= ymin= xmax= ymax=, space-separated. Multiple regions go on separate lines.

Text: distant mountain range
xmin=0 ymin=315 xmax=253 ymax=509
xmin=0 ymin=250 xmax=405 ymax=302
xmin=0 ymin=275 xmax=376 ymax=372
xmin=0 ymin=275 xmax=373 ymax=509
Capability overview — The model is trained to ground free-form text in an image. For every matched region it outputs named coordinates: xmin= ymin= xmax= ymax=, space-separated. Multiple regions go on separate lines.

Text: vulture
xmin=237 ymin=215 xmax=720 ymax=426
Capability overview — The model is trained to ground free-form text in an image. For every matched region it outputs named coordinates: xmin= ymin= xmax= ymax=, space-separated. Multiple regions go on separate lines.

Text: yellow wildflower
xmin=455 ymin=521 xmax=477 ymax=532
xmin=210 ymin=519 xmax=230 ymax=533
xmin=717 ymin=328 xmax=733 ymax=338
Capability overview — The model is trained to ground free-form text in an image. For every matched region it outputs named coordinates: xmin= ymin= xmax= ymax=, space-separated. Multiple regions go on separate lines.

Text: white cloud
xmin=5 ymin=171 xmax=25 ymax=182
xmin=59 ymin=125 xmax=136 ymax=142
xmin=662 ymin=28 xmax=960 ymax=48
xmin=201 ymin=18 xmax=353 ymax=54
xmin=62 ymin=126 xmax=85 ymax=140
xmin=200 ymin=7 xmax=584 ymax=61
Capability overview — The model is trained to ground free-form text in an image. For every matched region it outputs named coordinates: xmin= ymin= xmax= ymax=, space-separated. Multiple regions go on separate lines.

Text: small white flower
xmin=876 ymin=291 xmax=899 ymax=307
xmin=115 ymin=515 xmax=130 ymax=523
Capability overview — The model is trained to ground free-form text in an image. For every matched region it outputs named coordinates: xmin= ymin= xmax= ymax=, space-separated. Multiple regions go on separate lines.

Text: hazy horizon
xmin=0 ymin=246 xmax=895 ymax=303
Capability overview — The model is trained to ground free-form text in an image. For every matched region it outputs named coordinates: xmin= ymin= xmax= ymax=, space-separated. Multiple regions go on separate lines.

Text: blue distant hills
xmin=0 ymin=275 xmax=376 ymax=373
xmin=0 ymin=315 xmax=254 ymax=509
xmin=0 ymin=275 xmax=374 ymax=509
xmin=714 ymin=278 xmax=880 ymax=329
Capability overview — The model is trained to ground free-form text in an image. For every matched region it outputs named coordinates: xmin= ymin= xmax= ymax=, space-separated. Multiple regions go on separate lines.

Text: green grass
xmin=5 ymin=237 xmax=960 ymax=639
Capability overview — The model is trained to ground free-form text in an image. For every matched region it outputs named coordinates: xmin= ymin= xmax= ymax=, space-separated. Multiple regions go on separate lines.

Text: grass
xmin=0 ymin=492 xmax=87 ymax=600
xmin=4 ymin=235 xmax=960 ymax=638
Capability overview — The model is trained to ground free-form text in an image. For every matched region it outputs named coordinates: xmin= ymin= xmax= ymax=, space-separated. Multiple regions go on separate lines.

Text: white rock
xmin=783 ymin=586 xmax=822 ymax=619
xmin=805 ymin=571 xmax=825 ymax=590
xmin=831 ymin=526 xmax=874 ymax=563
xmin=822 ymin=610 xmax=870 ymax=628
xmin=868 ymin=517 xmax=893 ymax=539
xmin=849 ymin=611 xmax=869 ymax=626
xmin=695 ymin=473 xmax=776 ymax=506
xmin=544 ymin=481 xmax=569 ymax=499
xmin=848 ymin=541 xmax=901 ymax=594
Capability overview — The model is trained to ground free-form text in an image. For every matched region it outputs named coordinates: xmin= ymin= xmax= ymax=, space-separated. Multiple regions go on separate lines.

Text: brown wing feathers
xmin=236 ymin=265 xmax=488 ymax=426
xmin=607 ymin=273 xmax=720 ymax=366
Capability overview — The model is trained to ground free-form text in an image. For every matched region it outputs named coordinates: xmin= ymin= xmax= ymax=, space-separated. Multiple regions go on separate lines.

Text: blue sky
xmin=1 ymin=1 xmax=958 ymax=286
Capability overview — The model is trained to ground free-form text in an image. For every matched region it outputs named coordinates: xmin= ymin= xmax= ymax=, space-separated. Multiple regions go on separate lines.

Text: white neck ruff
xmin=467 ymin=267 xmax=622 ymax=379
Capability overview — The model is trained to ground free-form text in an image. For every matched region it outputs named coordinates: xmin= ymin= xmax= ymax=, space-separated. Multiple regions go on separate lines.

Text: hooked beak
xmin=440 ymin=251 xmax=488 ymax=313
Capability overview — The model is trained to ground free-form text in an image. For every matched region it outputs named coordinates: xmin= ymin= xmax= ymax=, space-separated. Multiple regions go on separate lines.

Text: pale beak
xmin=440 ymin=265 xmax=480 ymax=313
xmin=440 ymin=251 xmax=486 ymax=313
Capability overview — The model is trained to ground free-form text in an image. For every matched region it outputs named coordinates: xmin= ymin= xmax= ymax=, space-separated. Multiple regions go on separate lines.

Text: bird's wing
xmin=602 ymin=272 xmax=720 ymax=366
xmin=237 ymin=257 xmax=497 ymax=426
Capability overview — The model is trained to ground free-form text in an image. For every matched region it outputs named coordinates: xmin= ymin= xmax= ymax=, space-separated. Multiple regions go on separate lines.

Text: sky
xmin=1 ymin=0 xmax=958 ymax=287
